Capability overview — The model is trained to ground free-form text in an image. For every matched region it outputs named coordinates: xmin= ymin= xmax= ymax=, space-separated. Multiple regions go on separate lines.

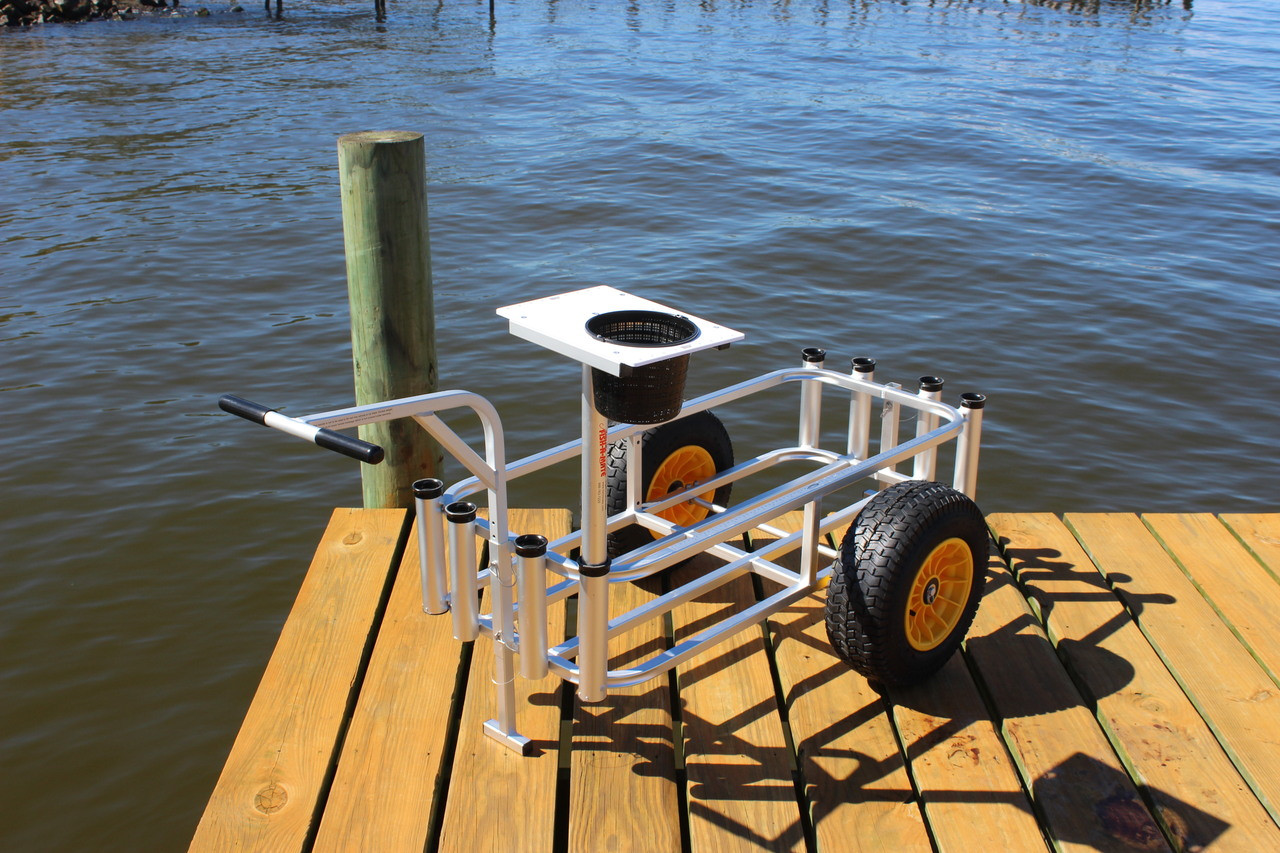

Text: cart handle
xmin=218 ymin=394 xmax=385 ymax=465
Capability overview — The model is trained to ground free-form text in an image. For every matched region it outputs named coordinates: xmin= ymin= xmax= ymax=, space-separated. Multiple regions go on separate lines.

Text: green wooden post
xmin=338 ymin=130 xmax=442 ymax=508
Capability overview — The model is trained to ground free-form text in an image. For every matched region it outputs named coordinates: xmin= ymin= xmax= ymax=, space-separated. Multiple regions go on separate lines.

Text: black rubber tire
xmin=605 ymin=410 xmax=734 ymax=560
xmin=824 ymin=480 xmax=989 ymax=688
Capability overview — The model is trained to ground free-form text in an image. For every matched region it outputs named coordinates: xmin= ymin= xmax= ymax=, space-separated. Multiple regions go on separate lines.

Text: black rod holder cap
xmin=960 ymin=393 xmax=987 ymax=409
xmin=851 ymin=357 xmax=876 ymax=373
xmin=801 ymin=347 xmax=826 ymax=363
xmin=413 ymin=478 xmax=445 ymax=500
xmin=515 ymin=534 xmax=548 ymax=558
xmin=445 ymin=501 xmax=478 ymax=523
xmin=919 ymin=376 xmax=945 ymax=392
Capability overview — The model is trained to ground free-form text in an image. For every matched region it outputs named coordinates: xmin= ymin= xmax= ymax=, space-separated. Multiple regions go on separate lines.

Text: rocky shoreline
xmin=2 ymin=0 xmax=229 ymax=26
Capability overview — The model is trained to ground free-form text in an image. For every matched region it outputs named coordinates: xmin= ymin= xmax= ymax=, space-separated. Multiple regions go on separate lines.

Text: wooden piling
xmin=337 ymin=130 xmax=442 ymax=509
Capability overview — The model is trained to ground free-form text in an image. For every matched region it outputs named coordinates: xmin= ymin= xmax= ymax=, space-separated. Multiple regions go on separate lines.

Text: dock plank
xmin=568 ymin=575 xmax=681 ymax=853
xmin=437 ymin=508 xmax=572 ymax=852
xmin=1144 ymin=513 xmax=1280 ymax=684
xmin=963 ymin=545 xmax=1168 ymax=852
xmin=993 ymin=512 xmax=1279 ymax=850
xmin=1066 ymin=512 xmax=1280 ymax=825
xmin=890 ymin=655 xmax=1049 ymax=853
xmin=758 ymin=514 xmax=933 ymax=851
xmin=1221 ymin=513 xmax=1280 ymax=580
xmin=191 ymin=508 xmax=408 ymax=853
xmin=311 ymin=515 xmax=469 ymax=852
xmin=672 ymin=555 xmax=806 ymax=852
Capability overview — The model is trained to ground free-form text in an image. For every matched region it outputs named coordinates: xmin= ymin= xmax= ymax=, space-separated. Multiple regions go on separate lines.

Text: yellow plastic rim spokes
xmin=646 ymin=445 xmax=718 ymax=533
xmin=904 ymin=537 xmax=975 ymax=652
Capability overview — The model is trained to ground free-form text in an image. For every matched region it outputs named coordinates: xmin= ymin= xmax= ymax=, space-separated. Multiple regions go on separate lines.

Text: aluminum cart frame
xmin=220 ymin=286 xmax=986 ymax=754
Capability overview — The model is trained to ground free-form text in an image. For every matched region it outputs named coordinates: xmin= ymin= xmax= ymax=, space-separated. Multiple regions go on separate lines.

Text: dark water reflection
xmin=1 ymin=0 xmax=1277 ymax=848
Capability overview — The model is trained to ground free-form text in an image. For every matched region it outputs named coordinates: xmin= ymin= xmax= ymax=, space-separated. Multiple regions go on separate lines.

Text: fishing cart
xmin=219 ymin=286 xmax=989 ymax=754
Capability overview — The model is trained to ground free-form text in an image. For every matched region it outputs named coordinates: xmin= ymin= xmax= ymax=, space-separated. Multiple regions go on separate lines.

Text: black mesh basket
xmin=585 ymin=310 xmax=701 ymax=424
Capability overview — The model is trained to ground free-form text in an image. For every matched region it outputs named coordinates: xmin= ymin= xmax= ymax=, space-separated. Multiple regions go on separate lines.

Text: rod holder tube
xmin=577 ymin=561 xmax=611 ymax=702
xmin=516 ymin=535 xmax=550 ymax=679
xmin=953 ymin=393 xmax=986 ymax=499
xmin=847 ymin=357 xmax=876 ymax=459
xmin=413 ymin=479 xmax=449 ymax=615
xmin=799 ymin=348 xmax=825 ymax=450
xmin=913 ymin=377 xmax=944 ymax=481
xmin=446 ymin=501 xmax=480 ymax=641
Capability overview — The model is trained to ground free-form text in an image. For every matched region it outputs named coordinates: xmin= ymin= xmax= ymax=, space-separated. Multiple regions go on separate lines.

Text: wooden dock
xmin=190 ymin=510 xmax=1280 ymax=852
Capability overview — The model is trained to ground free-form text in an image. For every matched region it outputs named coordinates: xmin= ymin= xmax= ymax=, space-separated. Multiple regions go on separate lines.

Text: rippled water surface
xmin=2 ymin=0 xmax=1278 ymax=848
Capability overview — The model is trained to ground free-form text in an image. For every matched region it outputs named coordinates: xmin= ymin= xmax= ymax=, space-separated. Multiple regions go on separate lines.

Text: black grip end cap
xmin=315 ymin=428 xmax=385 ymax=464
xmin=219 ymin=394 xmax=274 ymax=425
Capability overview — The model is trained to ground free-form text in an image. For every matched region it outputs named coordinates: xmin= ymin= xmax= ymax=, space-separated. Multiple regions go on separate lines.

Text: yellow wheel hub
xmin=646 ymin=445 xmax=718 ymax=533
xmin=904 ymin=537 xmax=974 ymax=652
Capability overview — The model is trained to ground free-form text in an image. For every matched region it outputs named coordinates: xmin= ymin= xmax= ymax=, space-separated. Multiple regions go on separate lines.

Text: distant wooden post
xmin=338 ymin=130 xmax=442 ymax=509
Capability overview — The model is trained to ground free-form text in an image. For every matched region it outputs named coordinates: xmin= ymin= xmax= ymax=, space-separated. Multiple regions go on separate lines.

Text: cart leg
xmin=484 ymin=641 xmax=532 ymax=754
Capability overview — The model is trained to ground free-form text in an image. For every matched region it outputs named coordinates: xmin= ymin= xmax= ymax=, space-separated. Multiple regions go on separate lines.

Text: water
xmin=2 ymin=0 xmax=1277 ymax=847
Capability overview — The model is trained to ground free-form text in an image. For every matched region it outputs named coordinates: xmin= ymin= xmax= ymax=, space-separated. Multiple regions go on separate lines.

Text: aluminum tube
xmin=912 ymin=377 xmax=943 ymax=481
xmin=413 ymin=479 xmax=448 ymax=615
xmin=446 ymin=502 xmax=480 ymax=642
xmin=443 ymin=366 xmax=961 ymax=500
xmin=847 ymin=357 xmax=876 ymax=459
xmin=577 ymin=571 xmax=609 ymax=702
xmin=877 ymin=383 xmax=902 ymax=488
xmin=516 ymin=535 xmax=549 ymax=679
xmin=799 ymin=348 xmax=825 ymax=450
xmin=953 ymin=393 xmax=986 ymax=499
xmin=599 ymin=583 xmax=815 ymax=688
xmin=580 ymin=366 xmax=610 ymax=566
xmin=577 ymin=365 xmax=611 ymax=702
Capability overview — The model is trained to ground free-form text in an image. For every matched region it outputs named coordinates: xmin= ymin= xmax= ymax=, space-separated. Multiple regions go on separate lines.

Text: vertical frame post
xmin=799 ymin=348 xmax=825 ymax=583
xmin=577 ymin=366 xmax=611 ymax=703
xmin=877 ymin=382 xmax=903 ymax=489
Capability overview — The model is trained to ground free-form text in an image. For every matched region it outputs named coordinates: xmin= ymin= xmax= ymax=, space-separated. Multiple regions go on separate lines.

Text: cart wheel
xmin=825 ymin=480 xmax=988 ymax=688
xmin=605 ymin=410 xmax=734 ymax=559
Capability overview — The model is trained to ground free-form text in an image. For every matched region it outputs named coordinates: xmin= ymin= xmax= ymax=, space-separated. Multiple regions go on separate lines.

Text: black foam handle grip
xmin=315 ymin=429 xmax=385 ymax=465
xmin=219 ymin=394 xmax=273 ymax=424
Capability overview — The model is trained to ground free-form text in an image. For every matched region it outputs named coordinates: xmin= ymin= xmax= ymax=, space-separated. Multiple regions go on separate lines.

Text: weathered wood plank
xmin=758 ymin=513 xmax=933 ymax=851
xmin=890 ymin=654 xmax=1049 ymax=853
xmin=965 ymin=542 xmax=1169 ymax=852
xmin=1221 ymin=514 xmax=1280 ymax=581
xmin=191 ymin=508 xmax=408 ymax=853
xmin=568 ymin=575 xmax=681 ymax=853
xmin=1144 ymin=513 xmax=1280 ymax=683
xmin=673 ymin=554 xmax=806 ymax=852
xmin=437 ymin=508 xmax=572 ymax=852
xmin=1065 ymin=512 xmax=1280 ymax=825
xmin=311 ymin=514 xmax=469 ymax=851
xmin=993 ymin=512 xmax=1279 ymax=850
